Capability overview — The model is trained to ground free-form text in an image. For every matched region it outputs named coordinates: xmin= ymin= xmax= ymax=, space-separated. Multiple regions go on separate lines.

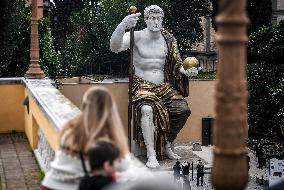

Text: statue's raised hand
xmin=120 ymin=13 xmax=141 ymax=30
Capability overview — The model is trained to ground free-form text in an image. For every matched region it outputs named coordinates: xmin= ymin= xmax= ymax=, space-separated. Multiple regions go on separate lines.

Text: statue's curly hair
xmin=144 ymin=5 xmax=164 ymax=18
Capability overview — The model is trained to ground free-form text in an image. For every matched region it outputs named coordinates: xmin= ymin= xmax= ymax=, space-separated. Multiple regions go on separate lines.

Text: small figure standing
xmin=196 ymin=159 xmax=204 ymax=186
xmin=182 ymin=161 xmax=190 ymax=180
xmin=255 ymin=145 xmax=264 ymax=168
xmin=247 ymin=154 xmax=250 ymax=171
xmin=173 ymin=161 xmax=181 ymax=181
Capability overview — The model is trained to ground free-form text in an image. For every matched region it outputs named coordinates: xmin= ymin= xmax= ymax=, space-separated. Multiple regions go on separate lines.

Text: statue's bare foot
xmin=146 ymin=156 xmax=160 ymax=168
xmin=165 ymin=145 xmax=181 ymax=160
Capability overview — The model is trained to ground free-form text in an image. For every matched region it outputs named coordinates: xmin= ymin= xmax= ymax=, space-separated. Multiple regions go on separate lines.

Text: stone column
xmin=25 ymin=0 xmax=45 ymax=79
xmin=212 ymin=0 xmax=249 ymax=189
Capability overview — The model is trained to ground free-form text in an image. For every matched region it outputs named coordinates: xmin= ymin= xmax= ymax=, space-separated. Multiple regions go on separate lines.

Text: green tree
xmin=247 ymin=0 xmax=272 ymax=33
xmin=166 ymin=0 xmax=210 ymax=53
xmin=39 ymin=18 xmax=62 ymax=78
xmin=50 ymin=0 xmax=84 ymax=50
xmin=0 ymin=1 xmax=31 ymax=77
xmin=211 ymin=0 xmax=272 ymax=33
xmin=248 ymin=21 xmax=284 ymax=139
xmin=58 ymin=0 xmax=210 ymax=77
xmin=0 ymin=0 xmax=62 ymax=78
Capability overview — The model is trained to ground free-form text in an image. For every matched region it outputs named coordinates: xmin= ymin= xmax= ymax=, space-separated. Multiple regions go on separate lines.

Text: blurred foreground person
xmin=78 ymin=139 xmax=120 ymax=190
xmin=40 ymin=86 xmax=129 ymax=190
xmin=107 ymin=177 xmax=182 ymax=190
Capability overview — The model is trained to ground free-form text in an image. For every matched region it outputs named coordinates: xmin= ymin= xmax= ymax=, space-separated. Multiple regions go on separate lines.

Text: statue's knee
xmin=141 ymin=105 xmax=153 ymax=117
xmin=182 ymin=104 xmax=191 ymax=116
xmin=185 ymin=106 xmax=191 ymax=116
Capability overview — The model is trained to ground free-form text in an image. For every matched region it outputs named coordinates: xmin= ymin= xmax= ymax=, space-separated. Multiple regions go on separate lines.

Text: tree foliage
xmin=211 ymin=0 xmax=272 ymax=33
xmin=247 ymin=0 xmax=272 ymax=33
xmin=0 ymin=1 xmax=31 ymax=77
xmin=248 ymin=21 xmax=284 ymax=139
xmin=0 ymin=0 xmax=62 ymax=77
xmin=166 ymin=0 xmax=210 ymax=53
xmin=51 ymin=0 xmax=210 ymax=77
xmin=50 ymin=0 xmax=84 ymax=50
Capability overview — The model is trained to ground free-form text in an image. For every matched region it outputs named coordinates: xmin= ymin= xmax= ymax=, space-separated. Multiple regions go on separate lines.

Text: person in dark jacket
xmin=182 ymin=161 xmax=190 ymax=180
xmin=78 ymin=140 xmax=120 ymax=190
xmin=173 ymin=161 xmax=181 ymax=181
xmin=196 ymin=159 xmax=204 ymax=186
xmin=247 ymin=155 xmax=250 ymax=171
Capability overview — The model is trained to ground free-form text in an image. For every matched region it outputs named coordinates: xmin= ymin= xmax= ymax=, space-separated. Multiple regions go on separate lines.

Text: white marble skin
xmin=110 ymin=5 xmax=198 ymax=168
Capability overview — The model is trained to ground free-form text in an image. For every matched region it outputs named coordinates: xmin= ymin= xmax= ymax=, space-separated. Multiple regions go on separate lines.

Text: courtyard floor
xmin=139 ymin=144 xmax=267 ymax=190
xmin=0 ymin=133 xmax=41 ymax=190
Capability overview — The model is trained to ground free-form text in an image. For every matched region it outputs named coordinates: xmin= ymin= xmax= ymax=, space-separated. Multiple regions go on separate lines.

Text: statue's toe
xmin=146 ymin=156 xmax=160 ymax=168
xmin=165 ymin=148 xmax=181 ymax=160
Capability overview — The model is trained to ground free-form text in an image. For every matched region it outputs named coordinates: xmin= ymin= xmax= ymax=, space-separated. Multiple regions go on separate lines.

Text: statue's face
xmin=145 ymin=13 xmax=163 ymax=32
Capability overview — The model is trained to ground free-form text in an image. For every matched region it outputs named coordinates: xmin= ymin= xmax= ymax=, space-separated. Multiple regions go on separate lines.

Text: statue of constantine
xmin=110 ymin=5 xmax=198 ymax=168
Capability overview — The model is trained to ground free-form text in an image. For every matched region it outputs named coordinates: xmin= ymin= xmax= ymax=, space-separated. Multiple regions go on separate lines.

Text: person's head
xmin=176 ymin=161 xmax=180 ymax=165
xmin=144 ymin=5 xmax=164 ymax=32
xmin=60 ymin=86 xmax=129 ymax=157
xmin=88 ymin=139 xmax=120 ymax=176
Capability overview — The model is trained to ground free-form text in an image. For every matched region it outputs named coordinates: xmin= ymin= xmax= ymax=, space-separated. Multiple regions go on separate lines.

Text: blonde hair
xmin=60 ymin=86 xmax=129 ymax=157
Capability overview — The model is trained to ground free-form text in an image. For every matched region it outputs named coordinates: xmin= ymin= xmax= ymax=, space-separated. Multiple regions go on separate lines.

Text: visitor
xmin=78 ymin=139 xmax=120 ymax=190
xmin=196 ymin=159 xmax=204 ymax=186
xmin=40 ymin=86 xmax=129 ymax=190
xmin=181 ymin=161 xmax=190 ymax=180
xmin=173 ymin=161 xmax=181 ymax=181
xmin=247 ymin=154 xmax=250 ymax=171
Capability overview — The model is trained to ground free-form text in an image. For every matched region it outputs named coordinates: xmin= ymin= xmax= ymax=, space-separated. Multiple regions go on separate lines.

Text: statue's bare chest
xmin=135 ymin=37 xmax=168 ymax=59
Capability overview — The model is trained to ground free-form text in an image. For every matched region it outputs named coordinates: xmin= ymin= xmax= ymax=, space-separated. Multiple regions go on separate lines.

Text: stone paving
xmin=136 ymin=143 xmax=209 ymax=170
xmin=0 ymin=133 xmax=41 ymax=190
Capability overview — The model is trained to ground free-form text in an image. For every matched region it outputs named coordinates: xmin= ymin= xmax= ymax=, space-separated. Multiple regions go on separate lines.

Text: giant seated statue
xmin=110 ymin=5 xmax=198 ymax=168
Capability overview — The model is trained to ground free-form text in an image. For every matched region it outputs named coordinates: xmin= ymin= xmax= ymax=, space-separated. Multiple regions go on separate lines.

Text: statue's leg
xmin=165 ymin=99 xmax=191 ymax=159
xmin=141 ymin=105 xmax=160 ymax=168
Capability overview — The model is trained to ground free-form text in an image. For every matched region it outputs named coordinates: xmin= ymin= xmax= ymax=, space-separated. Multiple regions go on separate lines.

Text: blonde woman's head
xmin=61 ymin=86 xmax=129 ymax=157
xmin=82 ymin=86 xmax=113 ymax=136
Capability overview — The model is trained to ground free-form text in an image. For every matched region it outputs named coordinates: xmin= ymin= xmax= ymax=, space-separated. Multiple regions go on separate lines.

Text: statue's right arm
xmin=110 ymin=23 xmax=130 ymax=53
xmin=110 ymin=13 xmax=141 ymax=53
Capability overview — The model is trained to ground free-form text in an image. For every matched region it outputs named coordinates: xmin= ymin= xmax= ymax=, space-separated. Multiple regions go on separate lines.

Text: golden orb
xmin=129 ymin=6 xmax=138 ymax=14
xmin=183 ymin=57 xmax=198 ymax=70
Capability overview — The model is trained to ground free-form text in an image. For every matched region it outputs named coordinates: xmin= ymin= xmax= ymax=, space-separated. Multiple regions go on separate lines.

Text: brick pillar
xmin=25 ymin=0 xmax=45 ymax=79
xmin=211 ymin=0 xmax=249 ymax=189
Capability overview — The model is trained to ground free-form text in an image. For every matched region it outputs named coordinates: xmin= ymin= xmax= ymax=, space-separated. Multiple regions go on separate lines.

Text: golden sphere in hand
xmin=183 ymin=57 xmax=198 ymax=70
xmin=129 ymin=6 xmax=137 ymax=14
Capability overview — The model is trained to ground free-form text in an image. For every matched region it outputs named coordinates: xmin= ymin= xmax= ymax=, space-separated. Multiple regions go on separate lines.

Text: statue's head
xmin=144 ymin=5 xmax=164 ymax=32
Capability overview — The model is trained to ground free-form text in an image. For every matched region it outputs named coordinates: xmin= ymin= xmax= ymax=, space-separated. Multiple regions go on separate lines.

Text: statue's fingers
xmin=129 ymin=13 xmax=141 ymax=18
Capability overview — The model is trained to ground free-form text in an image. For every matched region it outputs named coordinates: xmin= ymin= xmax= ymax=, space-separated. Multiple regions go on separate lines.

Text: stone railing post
xmin=25 ymin=0 xmax=45 ymax=79
xmin=212 ymin=0 xmax=249 ymax=189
